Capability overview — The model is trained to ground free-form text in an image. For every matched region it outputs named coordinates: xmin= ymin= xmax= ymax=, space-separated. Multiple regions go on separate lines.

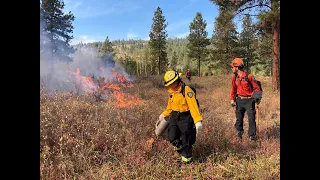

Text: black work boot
xmin=236 ymin=131 xmax=243 ymax=140
xmin=249 ymin=135 xmax=257 ymax=141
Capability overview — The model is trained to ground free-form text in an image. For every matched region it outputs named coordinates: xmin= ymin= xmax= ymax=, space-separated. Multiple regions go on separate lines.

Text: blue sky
xmin=63 ymin=0 xmax=241 ymax=45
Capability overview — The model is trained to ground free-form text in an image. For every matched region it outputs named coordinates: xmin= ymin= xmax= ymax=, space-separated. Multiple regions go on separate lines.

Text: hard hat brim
xmin=230 ymin=63 xmax=239 ymax=67
xmin=164 ymin=75 xmax=179 ymax=86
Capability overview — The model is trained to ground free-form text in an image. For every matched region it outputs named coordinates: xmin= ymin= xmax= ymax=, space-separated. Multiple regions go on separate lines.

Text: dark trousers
xmin=235 ymin=97 xmax=256 ymax=137
xmin=168 ymin=111 xmax=196 ymax=158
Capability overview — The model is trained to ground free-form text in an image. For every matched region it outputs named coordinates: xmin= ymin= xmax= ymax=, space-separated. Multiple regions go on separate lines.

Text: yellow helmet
xmin=164 ymin=70 xmax=180 ymax=86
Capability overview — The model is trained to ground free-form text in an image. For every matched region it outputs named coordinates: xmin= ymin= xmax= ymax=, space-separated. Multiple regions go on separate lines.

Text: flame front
xmin=70 ymin=68 xmax=97 ymax=93
xmin=69 ymin=67 xmax=143 ymax=108
xmin=109 ymin=91 xmax=142 ymax=108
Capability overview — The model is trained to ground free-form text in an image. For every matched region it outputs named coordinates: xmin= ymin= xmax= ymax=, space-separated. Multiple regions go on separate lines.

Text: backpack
xmin=243 ymin=72 xmax=263 ymax=92
xmin=240 ymin=72 xmax=263 ymax=100
xmin=180 ymin=82 xmax=200 ymax=108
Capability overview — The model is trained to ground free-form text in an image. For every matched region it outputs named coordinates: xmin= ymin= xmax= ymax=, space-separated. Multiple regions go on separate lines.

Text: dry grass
xmin=40 ymin=75 xmax=280 ymax=180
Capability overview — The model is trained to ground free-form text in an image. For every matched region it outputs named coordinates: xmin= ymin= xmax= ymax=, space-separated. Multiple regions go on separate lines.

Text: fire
xmin=69 ymin=68 xmax=97 ymax=93
xmin=115 ymin=72 xmax=134 ymax=88
xmin=146 ymin=138 xmax=155 ymax=150
xmin=69 ymin=67 xmax=143 ymax=108
xmin=109 ymin=91 xmax=142 ymax=108
xmin=100 ymin=83 xmax=120 ymax=91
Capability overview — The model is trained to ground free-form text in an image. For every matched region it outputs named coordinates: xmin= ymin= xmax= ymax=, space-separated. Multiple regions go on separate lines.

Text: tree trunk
xmin=136 ymin=62 xmax=139 ymax=75
xmin=158 ymin=56 xmax=160 ymax=75
xmin=145 ymin=63 xmax=147 ymax=76
xmin=198 ymin=56 xmax=201 ymax=77
xmin=247 ymin=38 xmax=250 ymax=72
xmin=272 ymin=15 xmax=280 ymax=91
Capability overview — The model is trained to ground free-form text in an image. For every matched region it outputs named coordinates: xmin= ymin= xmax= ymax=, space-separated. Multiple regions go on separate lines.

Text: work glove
xmin=195 ymin=121 xmax=203 ymax=133
xmin=231 ymin=100 xmax=236 ymax=107
xmin=156 ymin=114 xmax=166 ymax=128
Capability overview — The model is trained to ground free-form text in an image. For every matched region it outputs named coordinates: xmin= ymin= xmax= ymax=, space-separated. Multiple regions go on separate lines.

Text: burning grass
xmin=40 ymin=74 xmax=280 ymax=180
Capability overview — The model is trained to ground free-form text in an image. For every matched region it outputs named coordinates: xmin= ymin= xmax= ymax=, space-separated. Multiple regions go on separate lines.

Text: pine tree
xmin=148 ymin=7 xmax=168 ymax=75
xmin=209 ymin=0 xmax=280 ymax=90
xmin=170 ymin=51 xmax=178 ymax=70
xmin=40 ymin=5 xmax=46 ymax=56
xmin=255 ymin=30 xmax=272 ymax=76
xmin=210 ymin=8 xmax=239 ymax=71
xmin=99 ymin=36 xmax=115 ymax=68
xmin=40 ymin=0 xmax=75 ymax=62
xmin=100 ymin=36 xmax=115 ymax=57
xmin=186 ymin=12 xmax=211 ymax=77
xmin=239 ymin=15 xmax=257 ymax=71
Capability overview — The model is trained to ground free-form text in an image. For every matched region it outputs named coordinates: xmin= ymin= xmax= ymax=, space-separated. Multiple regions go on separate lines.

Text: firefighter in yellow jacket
xmin=159 ymin=70 xmax=203 ymax=163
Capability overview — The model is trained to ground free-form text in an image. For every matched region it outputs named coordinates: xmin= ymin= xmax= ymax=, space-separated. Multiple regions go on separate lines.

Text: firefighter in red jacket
xmin=230 ymin=58 xmax=262 ymax=141
xmin=186 ymin=69 xmax=191 ymax=81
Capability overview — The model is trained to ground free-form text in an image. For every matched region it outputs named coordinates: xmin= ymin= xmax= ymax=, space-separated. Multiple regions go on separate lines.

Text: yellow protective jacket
xmin=161 ymin=83 xmax=202 ymax=124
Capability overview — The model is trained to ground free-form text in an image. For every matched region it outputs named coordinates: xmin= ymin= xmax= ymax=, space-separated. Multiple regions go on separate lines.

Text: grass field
xmin=40 ymin=73 xmax=280 ymax=180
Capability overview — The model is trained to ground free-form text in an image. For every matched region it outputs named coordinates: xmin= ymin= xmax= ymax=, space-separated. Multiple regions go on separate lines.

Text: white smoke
xmin=40 ymin=19 xmax=130 ymax=94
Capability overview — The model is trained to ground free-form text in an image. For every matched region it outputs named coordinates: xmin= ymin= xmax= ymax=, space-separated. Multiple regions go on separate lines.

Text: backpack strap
xmin=180 ymin=82 xmax=186 ymax=97
xmin=245 ymin=72 xmax=253 ymax=92
xmin=232 ymin=74 xmax=237 ymax=82
xmin=171 ymin=82 xmax=190 ymax=99
xmin=180 ymin=82 xmax=200 ymax=108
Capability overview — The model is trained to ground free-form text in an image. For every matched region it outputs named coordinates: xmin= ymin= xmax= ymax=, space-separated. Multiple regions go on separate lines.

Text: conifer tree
xmin=40 ymin=0 xmax=75 ymax=61
xmin=148 ymin=7 xmax=168 ymax=75
xmin=186 ymin=12 xmax=211 ymax=77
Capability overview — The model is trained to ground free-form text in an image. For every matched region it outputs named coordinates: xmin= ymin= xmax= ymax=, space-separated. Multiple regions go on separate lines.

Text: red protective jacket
xmin=230 ymin=72 xmax=261 ymax=100
xmin=186 ymin=71 xmax=191 ymax=77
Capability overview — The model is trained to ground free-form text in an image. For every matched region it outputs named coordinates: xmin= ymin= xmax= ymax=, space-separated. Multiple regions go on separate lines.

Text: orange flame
xmin=69 ymin=67 xmax=143 ymax=108
xmin=108 ymin=91 xmax=143 ymax=108
xmin=100 ymin=83 xmax=120 ymax=91
xmin=69 ymin=68 xmax=96 ymax=93
xmin=113 ymin=71 xmax=134 ymax=88
xmin=146 ymin=138 xmax=155 ymax=150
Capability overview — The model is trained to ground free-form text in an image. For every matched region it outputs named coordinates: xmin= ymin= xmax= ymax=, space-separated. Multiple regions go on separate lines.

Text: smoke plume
xmin=40 ymin=20 xmax=130 ymax=94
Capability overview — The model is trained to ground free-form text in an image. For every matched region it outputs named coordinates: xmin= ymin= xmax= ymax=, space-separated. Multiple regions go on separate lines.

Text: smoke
xmin=40 ymin=19 xmax=129 ymax=94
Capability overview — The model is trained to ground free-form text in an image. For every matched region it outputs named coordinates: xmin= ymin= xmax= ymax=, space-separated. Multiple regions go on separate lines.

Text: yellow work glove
xmin=231 ymin=100 xmax=236 ymax=107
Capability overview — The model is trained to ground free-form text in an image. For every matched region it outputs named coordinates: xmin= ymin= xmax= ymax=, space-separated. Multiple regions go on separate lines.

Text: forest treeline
xmin=40 ymin=0 xmax=279 ymax=90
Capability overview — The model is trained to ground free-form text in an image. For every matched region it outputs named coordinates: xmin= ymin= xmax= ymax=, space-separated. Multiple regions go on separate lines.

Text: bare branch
xmin=242 ymin=13 xmax=260 ymax=16
xmin=235 ymin=3 xmax=272 ymax=16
